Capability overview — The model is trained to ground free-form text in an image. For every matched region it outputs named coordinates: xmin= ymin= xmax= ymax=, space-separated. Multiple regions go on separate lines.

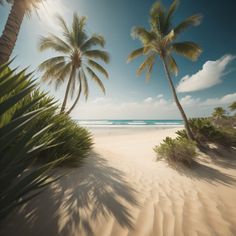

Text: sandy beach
xmin=1 ymin=127 xmax=236 ymax=236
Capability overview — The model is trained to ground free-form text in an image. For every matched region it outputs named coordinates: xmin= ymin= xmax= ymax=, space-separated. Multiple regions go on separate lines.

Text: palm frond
xmin=55 ymin=63 xmax=72 ymax=84
xmin=136 ymin=54 xmax=156 ymax=79
xmin=127 ymin=47 xmax=144 ymax=62
xmin=80 ymin=69 xmax=89 ymax=99
xmin=39 ymin=35 xmax=71 ymax=53
xmin=87 ymin=60 xmax=109 ymax=78
xmin=86 ymin=67 xmax=106 ymax=94
xmin=38 ymin=56 xmax=66 ymax=71
xmin=83 ymin=50 xmax=110 ymax=63
xmin=172 ymin=41 xmax=202 ymax=61
xmin=40 ymin=61 xmax=67 ymax=82
xmin=166 ymin=55 xmax=179 ymax=76
xmin=131 ymin=27 xmax=155 ymax=44
xmin=56 ymin=14 xmax=70 ymax=36
xmin=174 ymin=14 xmax=203 ymax=37
xmin=72 ymin=14 xmax=87 ymax=47
xmin=162 ymin=30 xmax=175 ymax=47
xmin=69 ymin=69 xmax=77 ymax=99
xmin=149 ymin=1 xmax=166 ymax=35
xmin=81 ymin=34 xmax=105 ymax=51
xmin=164 ymin=0 xmax=179 ymax=32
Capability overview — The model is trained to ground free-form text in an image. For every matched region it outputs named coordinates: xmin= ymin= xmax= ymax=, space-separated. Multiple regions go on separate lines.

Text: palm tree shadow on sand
xmin=169 ymin=148 xmax=236 ymax=187
xmin=0 ymin=152 xmax=139 ymax=236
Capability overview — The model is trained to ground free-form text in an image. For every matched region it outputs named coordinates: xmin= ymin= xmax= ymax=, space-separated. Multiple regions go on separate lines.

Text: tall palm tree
xmin=0 ymin=0 xmax=42 ymax=64
xmin=127 ymin=0 xmax=202 ymax=140
xmin=38 ymin=13 xmax=109 ymax=114
xmin=212 ymin=107 xmax=226 ymax=120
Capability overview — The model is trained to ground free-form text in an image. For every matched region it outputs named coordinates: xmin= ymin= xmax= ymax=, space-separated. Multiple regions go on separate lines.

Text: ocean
xmin=76 ymin=120 xmax=184 ymax=128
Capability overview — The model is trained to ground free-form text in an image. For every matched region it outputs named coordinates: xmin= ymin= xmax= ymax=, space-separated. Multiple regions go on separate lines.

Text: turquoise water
xmin=76 ymin=120 xmax=184 ymax=127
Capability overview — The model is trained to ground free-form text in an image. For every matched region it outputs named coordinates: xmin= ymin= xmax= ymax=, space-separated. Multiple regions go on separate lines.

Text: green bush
xmin=0 ymin=63 xmax=65 ymax=221
xmin=0 ymin=63 xmax=93 ymax=221
xmin=177 ymin=118 xmax=235 ymax=148
xmin=1 ymin=67 xmax=93 ymax=166
xmin=154 ymin=137 xmax=197 ymax=166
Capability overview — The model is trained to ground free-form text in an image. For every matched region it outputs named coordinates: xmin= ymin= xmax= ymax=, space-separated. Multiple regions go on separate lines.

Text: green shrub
xmin=0 ymin=62 xmax=93 ymax=221
xmin=33 ymin=108 xmax=93 ymax=166
xmin=177 ymin=118 xmax=235 ymax=148
xmin=1 ymin=67 xmax=93 ymax=166
xmin=154 ymin=137 xmax=197 ymax=166
xmin=0 ymin=63 xmax=66 ymax=221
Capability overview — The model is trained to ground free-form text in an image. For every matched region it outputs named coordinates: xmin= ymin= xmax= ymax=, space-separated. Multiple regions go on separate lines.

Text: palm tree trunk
xmin=162 ymin=57 xmax=195 ymax=140
xmin=60 ymin=67 xmax=75 ymax=113
xmin=0 ymin=0 xmax=25 ymax=64
xmin=67 ymin=81 xmax=82 ymax=114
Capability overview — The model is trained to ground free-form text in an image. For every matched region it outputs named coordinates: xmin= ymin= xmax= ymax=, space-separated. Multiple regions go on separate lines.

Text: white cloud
xmin=180 ymin=95 xmax=200 ymax=106
xmin=144 ymin=97 xmax=153 ymax=103
xmin=92 ymin=97 xmax=110 ymax=104
xmin=70 ymin=92 xmax=236 ymax=119
xmin=203 ymin=92 xmax=236 ymax=106
xmin=177 ymin=55 xmax=235 ymax=93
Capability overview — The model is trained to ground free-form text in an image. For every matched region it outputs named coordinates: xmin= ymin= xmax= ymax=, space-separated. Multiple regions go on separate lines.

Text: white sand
xmin=1 ymin=127 xmax=236 ymax=236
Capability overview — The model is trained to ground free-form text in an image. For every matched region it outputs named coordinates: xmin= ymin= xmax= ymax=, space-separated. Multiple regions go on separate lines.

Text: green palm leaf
xmin=80 ymin=69 xmax=89 ymax=99
xmin=81 ymin=34 xmax=105 ymax=51
xmin=172 ymin=41 xmax=202 ymax=61
xmin=86 ymin=67 xmax=106 ymax=94
xmin=88 ymin=60 xmax=109 ymax=78
xmin=83 ymin=50 xmax=110 ymax=63
xmin=174 ymin=14 xmax=203 ymax=37
xmin=39 ymin=35 xmax=71 ymax=53
xmin=127 ymin=48 xmax=144 ymax=62
xmin=166 ymin=55 xmax=179 ymax=76
xmin=136 ymin=54 xmax=156 ymax=77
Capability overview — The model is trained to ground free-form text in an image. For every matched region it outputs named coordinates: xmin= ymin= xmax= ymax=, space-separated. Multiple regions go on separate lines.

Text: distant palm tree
xmin=229 ymin=101 xmax=236 ymax=113
xmin=0 ymin=0 xmax=43 ymax=64
xmin=127 ymin=0 xmax=202 ymax=140
xmin=212 ymin=107 xmax=226 ymax=120
xmin=39 ymin=13 xmax=109 ymax=114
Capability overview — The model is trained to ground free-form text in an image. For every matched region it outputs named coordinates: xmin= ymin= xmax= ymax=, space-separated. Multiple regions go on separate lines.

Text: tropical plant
xmin=1 ymin=65 xmax=93 ymax=165
xmin=128 ymin=0 xmax=202 ymax=140
xmin=38 ymin=13 xmax=110 ymax=114
xmin=212 ymin=107 xmax=226 ymax=119
xmin=154 ymin=136 xmax=197 ymax=166
xmin=0 ymin=0 xmax=43 ymax=64
xmin=176 ymin=118 xmax=235 ymax=148
xmin=0 ymin=62 xmax=66 ymax=221
xmin=229 ymin=101 xmax=236 ymax=112
xmin=0 ymin=60 xmax=94 ymax=220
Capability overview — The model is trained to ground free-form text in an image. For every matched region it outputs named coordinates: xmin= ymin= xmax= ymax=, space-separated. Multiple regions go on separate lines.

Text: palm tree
xmin=229 ymin=101 xmax=236 ymax=113
xmin=0 ymin=0 xmax=42 ymax=64
xmin=212 ymin=107 xmax=226 ymax=120
xmin=38 ymin=13 xmax=109 ymax=114
xmin=127 ymin=0 xmax=202 ymax=140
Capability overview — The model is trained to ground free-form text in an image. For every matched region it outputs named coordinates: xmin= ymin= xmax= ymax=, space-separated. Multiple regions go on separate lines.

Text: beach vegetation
xmin=154 ymin=136 xmax=197 ymax=166
xmin=128 ymin=0 xmax=202 ymax=140
xmin=229 ymin=101 xmax=236 ymax=114
xmin=212 ymin=107 xmax=226 ymax=120
xmin=176 ymin=118 xmax=236 ymax=148
xmin=0 ymin=62 xmax=93 ymax=221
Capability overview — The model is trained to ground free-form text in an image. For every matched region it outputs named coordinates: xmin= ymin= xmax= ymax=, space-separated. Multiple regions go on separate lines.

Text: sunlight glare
xmin=37 ymin=0 xmax=67 ymax=31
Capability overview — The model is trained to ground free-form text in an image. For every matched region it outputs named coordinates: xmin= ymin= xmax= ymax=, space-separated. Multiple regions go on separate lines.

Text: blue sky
xmin=0 ymin=0 xmax=236 ymax=119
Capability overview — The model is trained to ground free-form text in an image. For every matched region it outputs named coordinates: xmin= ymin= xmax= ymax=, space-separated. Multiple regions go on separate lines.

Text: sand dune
xmin=1 ymin=127 xmax=236 ymax=236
